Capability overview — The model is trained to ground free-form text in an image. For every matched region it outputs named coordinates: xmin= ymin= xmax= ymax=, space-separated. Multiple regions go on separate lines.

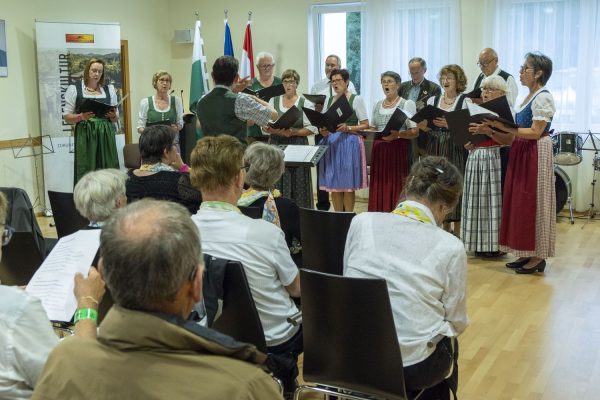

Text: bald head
xmin=100 ymin=199 xmax=203 ymax=312
xmin=478 ymin=48 xmax=499 ymax=76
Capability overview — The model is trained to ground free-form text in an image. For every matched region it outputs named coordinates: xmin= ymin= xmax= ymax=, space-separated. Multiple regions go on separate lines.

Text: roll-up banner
xmin=35 ymin=21 xmax=124 ymax=210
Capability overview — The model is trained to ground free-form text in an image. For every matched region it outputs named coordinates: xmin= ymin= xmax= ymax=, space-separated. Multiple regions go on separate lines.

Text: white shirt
xmin=136 ymin=95 xmax=184 ymax=130
xmin=63 ymin=81 xmax=119 ymax=116
xmin=515 ymin=87 xmax=555 ymax=122
xmin=478 ymin=67 xmax=519 ymax=107
xmin=0 ymin=286 xmax=58 ymax=400
xmin=343 ymin=202 xmax=468 ymax=366
xmin=192 ymin=208 xmax=300 ymax=346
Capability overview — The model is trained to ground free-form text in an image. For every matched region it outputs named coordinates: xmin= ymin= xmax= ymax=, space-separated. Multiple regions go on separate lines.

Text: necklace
xmin=383 ymin=96 xmax=400 ymax=107
xmin=85 ymin=86 xmax=99 ymax=93
xmin=442 ymin=93 xmax=456 ymax=106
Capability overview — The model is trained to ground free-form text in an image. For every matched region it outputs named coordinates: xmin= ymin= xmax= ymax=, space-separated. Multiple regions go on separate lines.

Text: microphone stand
xmin=582 ymin=131 xmax=599 ymax=229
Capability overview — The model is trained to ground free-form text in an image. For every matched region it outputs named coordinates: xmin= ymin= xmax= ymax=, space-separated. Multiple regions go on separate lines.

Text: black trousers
xmin=267 ymin=328 xmax=304 ymax=395
xmin=404 ymin=337 xmax=458 ymax=400
xmin=314 ymin=133 xmax=330 ymax=210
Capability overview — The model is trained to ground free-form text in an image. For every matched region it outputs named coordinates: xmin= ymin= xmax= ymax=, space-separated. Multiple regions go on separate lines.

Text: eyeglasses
xmin=482 ymin=87 xmax=501 ymax=92
xmin=519 ymin=65 xmax=534 ymax=73
xmin=440 ymin=76 xmax=455 ymax=81
xmin=381 ymin=79 xmax=397 ymax=85
xmin=331 ymin=78 xmax=345 ymax=84
xmin=257 ymin=64 xmax=274 ymax=69
xmin=282 ymin=80 xmax=297 ymax=85
xmin=477 ymin=57 xmax=497 ymax=68
xmin=241 ymin=164 xmax=250 ymax=172
xmin=2 ymin=225 xmax=14 ymax=246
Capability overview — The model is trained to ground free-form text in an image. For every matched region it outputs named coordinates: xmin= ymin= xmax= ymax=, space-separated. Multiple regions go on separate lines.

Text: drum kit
xmin=551 ymin=131 xmax=599 ymax=225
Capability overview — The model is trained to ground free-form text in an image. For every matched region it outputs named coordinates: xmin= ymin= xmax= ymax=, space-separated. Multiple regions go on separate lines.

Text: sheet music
xmin=283 ymin=145 xmax=320 ymax=163
xmin=25 ymin=230 xmax=101 ymax=322
xmin=467 ymin=101 xmax=499 ymax=117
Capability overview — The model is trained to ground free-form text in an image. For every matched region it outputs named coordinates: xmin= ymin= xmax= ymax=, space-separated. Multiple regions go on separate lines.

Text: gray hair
xmin=481 ymin=75 xmax=508 ymax=94
xmin=409 ymin=57 xmax=427 ymax=70
xmin=525 ymin=51 xmax=553 ymax=86
xmin=100 ymin=199 xmax=202 ymax=312
xmin=255 ymin=51 xmax=275 ymax=65
xmin=74 ymin=169 xmax=127 ymax=222
xmin=326 ymin=54 xmax=342 ymax=68
xmin=244 ymin=142 xmax=285 ymax=190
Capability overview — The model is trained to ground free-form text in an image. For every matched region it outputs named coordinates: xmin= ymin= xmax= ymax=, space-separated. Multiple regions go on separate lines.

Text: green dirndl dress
xmin=73 ymin=83 xmax=119 ymax=185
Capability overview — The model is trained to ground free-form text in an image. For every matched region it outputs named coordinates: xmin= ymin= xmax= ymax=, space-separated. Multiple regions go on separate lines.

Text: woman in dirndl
xmin=63 ymin=58 xmax=119 ymax=186
xmin=368 ymin=71 xmax=418 ymax=212
xmin=318 ymin=68 xmax=369 ymax=212
xmin=137 ymin=70 xmax=184 ymax=152
xmin=462 ymin=75 xmax=513 ymax=258
xmin=418 ymin=64 xmax=469 ymax=237
xmin=482 ymin=52 xmax=556 ymax=274
xmin=263 ymin=69 xmax=317 ymax=209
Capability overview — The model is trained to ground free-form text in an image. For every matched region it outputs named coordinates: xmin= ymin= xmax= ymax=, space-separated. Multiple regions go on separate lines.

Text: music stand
xmin=581 ymin=131 xmax=599 ymax=229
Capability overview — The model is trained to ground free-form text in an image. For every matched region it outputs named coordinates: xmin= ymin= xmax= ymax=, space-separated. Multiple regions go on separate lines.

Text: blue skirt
xmin=318 ymin=132 xmax=367 ymax=192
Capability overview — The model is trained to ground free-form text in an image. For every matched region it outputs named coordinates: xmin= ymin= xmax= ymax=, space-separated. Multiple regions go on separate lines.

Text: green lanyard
xmin=200 ymin=201 xmax=241 ymax=213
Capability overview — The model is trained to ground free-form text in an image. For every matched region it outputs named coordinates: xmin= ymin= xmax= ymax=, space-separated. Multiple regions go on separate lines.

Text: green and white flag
xmin=189 ymin=18 xmax=209 ymax=113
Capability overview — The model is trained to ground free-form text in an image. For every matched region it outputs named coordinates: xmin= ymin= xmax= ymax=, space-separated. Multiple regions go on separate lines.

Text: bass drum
xmin=555 ymin=166 xmax=571 ymax=213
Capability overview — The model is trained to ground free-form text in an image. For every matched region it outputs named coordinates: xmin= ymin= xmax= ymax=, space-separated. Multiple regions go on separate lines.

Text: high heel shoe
xmin=516 ymin=259 xmax=546 ymax=274
xmin=506 ymin=258 xmax=530 ymax=269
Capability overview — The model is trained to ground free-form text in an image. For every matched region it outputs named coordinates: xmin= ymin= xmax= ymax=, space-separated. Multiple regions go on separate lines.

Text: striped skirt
xmin=461 ymin=147 xmax=502 ymax=252
xmin=425 ymin=129 xmax=466 ymax=221
xmin=499 ymin=136 xmax=556 ymax=258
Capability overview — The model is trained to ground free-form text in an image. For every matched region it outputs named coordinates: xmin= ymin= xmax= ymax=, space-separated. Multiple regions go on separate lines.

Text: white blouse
xmin=63 ymin=81 xmax=118 ymax=116
xmin=515 ymin=87 xmax=555 ymax=123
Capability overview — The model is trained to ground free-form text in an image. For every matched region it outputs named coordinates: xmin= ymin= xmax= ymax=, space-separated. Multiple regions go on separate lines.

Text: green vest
xmin=196 ymin=87 xmax=247 ymax=145
xmin=273 ymin=96 xmax=305 ymax=129
xmin=147 ymin=96 xmax=177 ymax=125
xmin=327 ymin=94 xmax=359 ymax=126
xmin=247 ymin=76 xmax=282 ymax=138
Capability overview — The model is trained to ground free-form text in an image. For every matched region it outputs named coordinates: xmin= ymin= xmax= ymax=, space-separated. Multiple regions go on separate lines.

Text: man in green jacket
xmin=32 ymin=199 xmax=282 ymax=400
xmin=196 ymin=56 xmax=277 ymax=146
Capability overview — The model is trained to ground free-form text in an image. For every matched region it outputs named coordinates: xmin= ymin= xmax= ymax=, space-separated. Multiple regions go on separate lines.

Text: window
xmin=308 ymin=3 xmax=362 ymax=93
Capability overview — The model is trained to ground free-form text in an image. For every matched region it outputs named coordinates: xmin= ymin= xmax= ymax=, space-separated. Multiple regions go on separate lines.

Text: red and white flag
xmin=240 ymin=21 xmax=254 ymax=79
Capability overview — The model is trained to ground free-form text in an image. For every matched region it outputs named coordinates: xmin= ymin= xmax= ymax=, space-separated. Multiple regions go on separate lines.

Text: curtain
xmin=489 ymin=0 xmax=600 ymax=211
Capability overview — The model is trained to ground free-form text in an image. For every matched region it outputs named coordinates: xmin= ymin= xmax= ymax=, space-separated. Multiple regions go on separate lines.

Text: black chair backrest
xmin=48 ymin=191 xmax=89 ymax=238
xmin=180 ymin=114 xmax=197 ymax=164
xmin=300 ymin=268 xmax=408 ymax=400
xmin=299 ymin=208 xmax=355 ymax=275
xmin=238 ymin=206 xmax=262 ymax=219
xmin=0 ymin=232 xmax=44 ymax=285
xmin=0 ymin=187 xmax=48 ymax=256
xmin=210 ymin=257 xmax=267 ymax=353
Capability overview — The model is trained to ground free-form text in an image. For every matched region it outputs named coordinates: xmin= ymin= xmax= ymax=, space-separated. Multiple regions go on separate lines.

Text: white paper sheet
xmin=25 ymin=229 xmax=101 ymax=322
xmin=283 ymin=145 xmax=320 ymax=163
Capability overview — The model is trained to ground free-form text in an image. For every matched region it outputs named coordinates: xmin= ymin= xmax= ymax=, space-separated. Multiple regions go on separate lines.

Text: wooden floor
xmin=38 ymin=206 xmax=600 ymax=399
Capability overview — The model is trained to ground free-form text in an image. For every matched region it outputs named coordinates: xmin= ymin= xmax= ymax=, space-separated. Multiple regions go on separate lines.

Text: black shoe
xmin=482 ymin=251 xmax=506 ymax=258
xmin=506 ymin=258 xmax=530 ymax=269
xmin=516 ymin=260 xmax=546 ymax=274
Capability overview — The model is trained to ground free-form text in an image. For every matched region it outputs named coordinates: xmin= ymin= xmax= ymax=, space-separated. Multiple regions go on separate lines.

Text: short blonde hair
xmin=190 ymin=136 xmax=245 ymax=192
xmin=152 ymin=70 xmax=172 ymax=89
xmin=281 ymin=69 xmax=300 ymax=85
xmin=481 ymin=75 xmax=508 ymax=94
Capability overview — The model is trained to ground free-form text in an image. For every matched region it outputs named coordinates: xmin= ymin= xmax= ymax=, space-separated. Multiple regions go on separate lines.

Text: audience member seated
xmin=343 ymin=156 xmax=468 ymax=398
xmin=126 ymin=125 xmax=202 ymax=214
xmin=74 ymin=169 xmax=128 ymax=229
xmin=189 ymin=135 xmax=302 ymax=397
xmin=0 ymin=192 xmax=105 ymax=400
xmin=238 ymin=142 xmax=302 ymax=264
xmin=32 ymin=199 xmax=282 ymax=400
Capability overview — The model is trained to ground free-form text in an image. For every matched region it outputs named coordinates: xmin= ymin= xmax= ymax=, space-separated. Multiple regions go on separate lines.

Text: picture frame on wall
xmin=0 ymin=19 xmax=7 ymax=77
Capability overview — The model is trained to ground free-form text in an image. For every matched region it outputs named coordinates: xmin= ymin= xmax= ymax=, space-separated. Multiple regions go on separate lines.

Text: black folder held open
xmin=410 ymin=105 xmax=447 ymax=130
xmin=268 ymin=106 xmax=302 ymax=130
xmin=242 ymin=84 xmax=286 ymax=102
xmin=302 ymin=93 xmax=326 ymax=106
xmin=302 ymin=94 xmax=353 ymax=133
xmin=359 ymin=108 xmax=408 ymax=140
xmin=78 ymin=93 xmax=129 ymax=118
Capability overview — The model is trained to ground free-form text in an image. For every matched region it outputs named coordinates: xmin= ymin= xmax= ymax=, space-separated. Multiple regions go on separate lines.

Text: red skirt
xmin=368 ymin=139 xmax=410 ymax=212
xmin=498 ymin=138 xmax=538 ymax=251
